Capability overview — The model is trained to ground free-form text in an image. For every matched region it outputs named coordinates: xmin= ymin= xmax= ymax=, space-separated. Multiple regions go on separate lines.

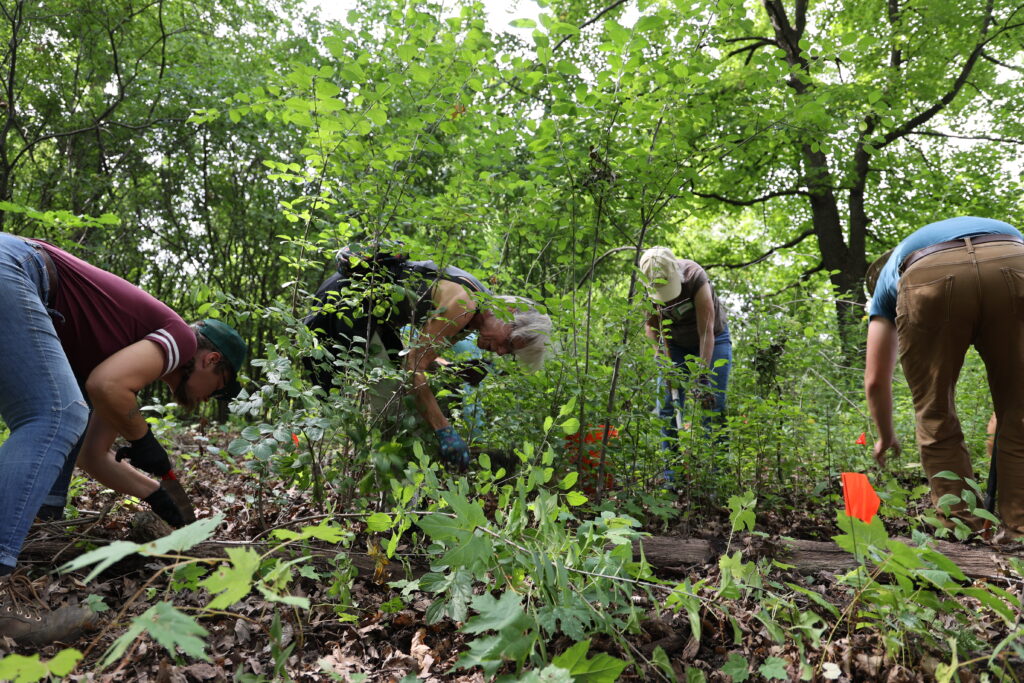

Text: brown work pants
xmin=896 ymin=238 xmax=1024 ymax=533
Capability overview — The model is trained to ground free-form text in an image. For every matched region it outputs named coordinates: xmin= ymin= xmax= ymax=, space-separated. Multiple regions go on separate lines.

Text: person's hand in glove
xmin=435 ymin=426 xmax=470 ymax=470
xmin=451 ymin=358 xmax=489 ymax=387
xmin=115 ymin=427 xmax=172 ymax=477
xmin=144 ymin=482 xmax=188 ymax=528
xmin=689 ymin=375 xmax=716 ymax=411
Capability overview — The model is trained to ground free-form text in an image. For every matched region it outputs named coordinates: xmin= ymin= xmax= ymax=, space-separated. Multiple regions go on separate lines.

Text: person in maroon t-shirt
xmin=0 ymin=233 xmax=246 ymax=645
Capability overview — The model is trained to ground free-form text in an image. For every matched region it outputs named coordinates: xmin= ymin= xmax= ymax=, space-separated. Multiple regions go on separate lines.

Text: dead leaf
xmin=183 ymin=662 xmax=219 ymax=680
xmin=411 ymin=628 xmax=435 ymax=676
xmin=681 ymin=635 xmax=699 ymax=661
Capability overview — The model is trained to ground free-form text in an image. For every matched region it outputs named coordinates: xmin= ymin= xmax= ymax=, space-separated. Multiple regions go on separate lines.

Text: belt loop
xmin=965 ymin=236 xmax=975 ymax=254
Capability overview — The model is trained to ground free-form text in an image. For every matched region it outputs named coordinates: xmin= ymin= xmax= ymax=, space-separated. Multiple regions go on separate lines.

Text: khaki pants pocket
xmin=896 ymin=275 xmax=952 ymax=334
xmin=1001 ymin=268 xmax=1024 ymax=321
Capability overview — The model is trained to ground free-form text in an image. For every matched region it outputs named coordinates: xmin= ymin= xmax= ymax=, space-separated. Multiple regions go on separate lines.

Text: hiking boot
xmin=0 ymin=572 xmax=97 ymax=646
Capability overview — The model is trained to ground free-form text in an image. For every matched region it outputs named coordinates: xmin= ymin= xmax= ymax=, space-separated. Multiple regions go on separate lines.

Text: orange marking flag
xmin=841 ymin=472 xmax=880 ymax=523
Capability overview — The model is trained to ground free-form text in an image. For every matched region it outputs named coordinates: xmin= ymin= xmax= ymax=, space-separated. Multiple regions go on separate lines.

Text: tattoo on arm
xmin=126 ymin=406 xmax=141 ymax=421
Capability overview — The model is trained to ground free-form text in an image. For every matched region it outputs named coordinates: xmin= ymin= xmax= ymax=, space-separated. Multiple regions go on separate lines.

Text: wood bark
xmin=24 ymin=516 xmax=1022 ymax=583
xmin=635 ymin=534 xmax=1022 ymax=581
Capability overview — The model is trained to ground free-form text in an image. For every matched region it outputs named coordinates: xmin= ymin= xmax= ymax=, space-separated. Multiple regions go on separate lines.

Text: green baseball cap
xmin=197 ymin=319 xmax=247 ymax=399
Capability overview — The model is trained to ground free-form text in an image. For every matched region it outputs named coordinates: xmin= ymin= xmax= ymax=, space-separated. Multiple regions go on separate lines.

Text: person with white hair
xmin=639 ymin=246 xmax=732 ymax=478
xmin=305 ymin=253 xmax=552 ymax=470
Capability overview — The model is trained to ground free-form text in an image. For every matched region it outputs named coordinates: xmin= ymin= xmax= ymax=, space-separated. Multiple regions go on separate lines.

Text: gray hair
xmin=496 ymin=295 xmax=552 ymax=372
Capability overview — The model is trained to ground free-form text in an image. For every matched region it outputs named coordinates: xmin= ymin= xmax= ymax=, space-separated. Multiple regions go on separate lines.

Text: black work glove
xmin=115 ymin=427 xmax=172 ymax=477
xmin=144 ymin=483 xmax=187 ymax=528
xmin=690 ymin=375 xmax=716 ymax=410
xmin=451 ymin=358 xmax=489 ymax=387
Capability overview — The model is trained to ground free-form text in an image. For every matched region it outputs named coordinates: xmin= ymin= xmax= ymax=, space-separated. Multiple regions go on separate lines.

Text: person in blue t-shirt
xmin=864 ymin=216 xmax=1024 ymax=541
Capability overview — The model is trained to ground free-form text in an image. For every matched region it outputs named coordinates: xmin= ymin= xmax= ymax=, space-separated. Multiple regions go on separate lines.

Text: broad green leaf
xmin=551 ymin=22 xmax=580 ymax=36
xmin=60 ymin=540 xmax=143 ymax=583
xmin=651 ymin=646 xmax=678 ymax=682
xmin=560 ymin=472 xmax=579 ymax=490
xmin=273 ymin=520 xmax=349 ymax=543
xmin=101 ymin=602 xmax=209 ymax=669
xmin=566 ymin=491 xmax=588 ymax=506
xmin=143 ymin=515 xmax=223 ymax=555
xmin=561 ymin=418 xmax=581 ymax=435
xmin=720 ymin=653 xmax=749 ymax=681
xmin=551 ymin=639 xmax=628 ymax=683
xmin=417 ymin=513 xmax=469 ymax=542
xmin=0 ymin=649 xmax=82 ymax=683
xmin=441 ymin=491 xmax=488 ymax=528
xmin=439 ymin=531 xmax=494 ymax=570
xmin=463 ymin=591 xmax=526 ymax=634
xmin=758 ymin=657 xmax=790 ymax=680
xmin=834 ymin=512 xmax=888 ymax=561
xmin=200 ymin=546 xmax=261 ymax=609
xmin=366 ymin=513 xmax=393 ymax=532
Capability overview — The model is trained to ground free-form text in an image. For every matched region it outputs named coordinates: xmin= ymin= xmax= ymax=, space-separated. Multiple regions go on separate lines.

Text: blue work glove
xmin=435 ymin=426 xmax=470 ymax=471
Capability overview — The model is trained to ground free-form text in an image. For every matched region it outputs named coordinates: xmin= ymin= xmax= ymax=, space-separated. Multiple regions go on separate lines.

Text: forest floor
xmin=6 ymin=425 xmax=1023 ymax=682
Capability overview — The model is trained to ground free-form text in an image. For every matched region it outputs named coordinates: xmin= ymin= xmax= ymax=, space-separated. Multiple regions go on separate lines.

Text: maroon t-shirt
xmin=34 ymin=241 xmax=196 ymax=381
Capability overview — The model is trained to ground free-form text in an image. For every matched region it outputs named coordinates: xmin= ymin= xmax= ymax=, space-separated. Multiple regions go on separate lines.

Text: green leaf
xmin=273 ymin=519 xmax=349 ymax=543
xmin=635 ymin=15 xmax=666 ymax=32
xmin=510 ymin=18 xmax=537 ymax=28
xmin=566 ymin=491 xmax=588 ymax=506
xmin=463 ymin=591 xmax=526 ymax=634
xmin=439 ymin=531 xmax=494 ymax=570
xmin=560 ymin=472 xmax=579 ymax=490
xmin=142 ymin=515 xmax=224 ymax=555
xmin=651 ymin=646 xmax=678 ymax=682
xmin=758 ymin=657 xmax=790 ymax=680
xmin=441 ymin=491 xmax=488 ymax=528
xmin=200 ymin=546 xmax=261 ymax=610
xmin=366 ymin=512 xmax=393 ymax=532
xmin=833 ymin=511 xmax=888 ymax=561
xmin=59 ymin=540 xmax=143 ymax=583
xmin=100 ymin=602 xmax=209 ymax=669
xmin=727 ymin=492 xmax=756 ymax=532
xmin=0 ymin=649 xmax=82 ymax=683
xmin=561 ymin=417 xmax=581 ymax=435
xmin=315 ymin=80 xmax=341 ymax=99
xmin=551 ymin=639 xmax=628 ymax=683
xmin=721 ymin=653 xmax=749 ymax=681
xmin=417 ymin=513 xmax=469 ymax=542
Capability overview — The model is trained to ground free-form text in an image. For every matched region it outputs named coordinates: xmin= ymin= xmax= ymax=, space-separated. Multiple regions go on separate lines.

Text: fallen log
xmin=24 ymin=515 xmax=1023 ymax=583
xmin=635 ymin=534 xmax=1024 ymax=581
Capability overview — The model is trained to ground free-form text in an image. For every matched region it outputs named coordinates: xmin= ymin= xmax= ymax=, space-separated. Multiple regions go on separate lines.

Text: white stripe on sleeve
xmin=146 ymin=329 xmax=180 ymax=374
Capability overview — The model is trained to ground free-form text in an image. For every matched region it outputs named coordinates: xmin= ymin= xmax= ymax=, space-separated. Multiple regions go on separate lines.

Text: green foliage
xmin=101 ymin=602 xmax=210 ymax=668
xmin=550 ymin=640 xmax=629 ymax=683
xmin=0 ymin=650 xmax=82 ymax=683
xmin=7 ymin=0 xmax=1024 ymax=677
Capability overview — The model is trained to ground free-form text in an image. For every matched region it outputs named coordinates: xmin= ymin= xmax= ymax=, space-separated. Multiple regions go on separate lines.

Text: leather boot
xmin=0 ymin=572 xmax=97 ymax=646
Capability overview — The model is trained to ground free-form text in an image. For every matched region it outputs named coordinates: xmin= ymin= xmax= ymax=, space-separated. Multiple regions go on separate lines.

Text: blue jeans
xmin=659 ymin=326 xmax=732 ymax=453
xmin=0 ymin=234 xmax=89 ymax=569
